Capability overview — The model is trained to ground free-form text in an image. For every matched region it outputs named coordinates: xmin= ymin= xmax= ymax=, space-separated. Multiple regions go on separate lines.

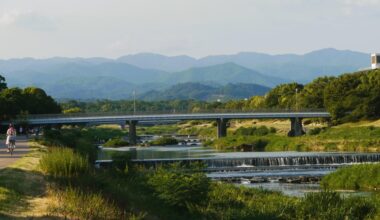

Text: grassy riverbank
xmin=321 ymin=163 xmax=380 ymax=191
xmin=139 ymin=119 xmax=380 ymax=152
xmin=2 ymin=127 xmax=380 ymax=219
xmin=207 ymin=120 xmax=380 ymax=152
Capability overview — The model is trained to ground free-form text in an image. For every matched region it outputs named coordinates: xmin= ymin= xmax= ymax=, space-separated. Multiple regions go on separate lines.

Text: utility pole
xmin=295 ymin=88 xmax=298 ymax=111
xmin=133 ymin=90 xmax=136 ymax=115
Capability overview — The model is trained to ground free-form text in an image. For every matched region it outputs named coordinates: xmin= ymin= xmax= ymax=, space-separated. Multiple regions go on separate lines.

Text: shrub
xmin=104 ymin=138 xmax=129 ymax=147
xmin=39 ymin=147 xmax=90 ymax=178
xmin=269 ymin=127 xmax=277 ymax=134
xmin=238 ymin=139 xmax=268 ymax=151
xmin=297 ymin=191 xmax=345 ymax=219
xmin=297 ymin=191 xmax=376 ymax=220
xmin=234 ymin=126 xmax=273 ymax=136
xmin=321 ymin=163 xmax=380 ymax=190
xmin=308 ymin=127 xmax=322 ymax=135
xmin=147 ymin=165 xmax=210 ymax=208
xmin=150 ymin=137 xmax=178 ymax=146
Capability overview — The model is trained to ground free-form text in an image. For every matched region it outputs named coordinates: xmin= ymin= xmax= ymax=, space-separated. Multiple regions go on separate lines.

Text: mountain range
xmin=0 ymin=48 xmax=370 ymax=100
xmin=139 ymin=82 xmax=270 ymax=101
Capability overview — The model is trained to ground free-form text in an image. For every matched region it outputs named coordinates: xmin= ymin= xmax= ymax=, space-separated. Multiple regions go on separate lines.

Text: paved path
xmin=0 ymin=136 xmax=29 ymax=169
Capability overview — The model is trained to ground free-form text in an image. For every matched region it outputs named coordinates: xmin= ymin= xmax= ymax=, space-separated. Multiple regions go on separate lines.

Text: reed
xmin=39 ymin=147 xmax=90 ymax=178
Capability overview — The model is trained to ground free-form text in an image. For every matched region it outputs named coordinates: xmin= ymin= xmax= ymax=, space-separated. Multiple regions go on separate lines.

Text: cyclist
xmin=6 ymin=124 xmax=16 ymax=153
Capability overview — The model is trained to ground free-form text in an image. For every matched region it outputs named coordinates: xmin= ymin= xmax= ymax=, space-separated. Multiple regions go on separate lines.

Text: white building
xmin=371 ymin=53 xmax=380 ymax=69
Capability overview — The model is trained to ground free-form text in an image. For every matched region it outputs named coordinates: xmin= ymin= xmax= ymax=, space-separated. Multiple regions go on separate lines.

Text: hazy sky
xmin=0 ymin=0 xmax=379 ymax=58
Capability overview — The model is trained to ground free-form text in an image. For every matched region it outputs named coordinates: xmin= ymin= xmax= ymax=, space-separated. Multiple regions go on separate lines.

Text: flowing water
xmin=99 ymin=144 xmax=379 ymax=197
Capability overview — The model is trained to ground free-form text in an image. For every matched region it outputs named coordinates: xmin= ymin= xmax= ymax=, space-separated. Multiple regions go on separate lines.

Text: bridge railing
xmin=17 ymin=109 xmax=329 ymax=119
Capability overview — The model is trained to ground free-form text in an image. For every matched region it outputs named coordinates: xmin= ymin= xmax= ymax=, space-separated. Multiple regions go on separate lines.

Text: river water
xmin=99 ymin=145 xmax=379 ymax=197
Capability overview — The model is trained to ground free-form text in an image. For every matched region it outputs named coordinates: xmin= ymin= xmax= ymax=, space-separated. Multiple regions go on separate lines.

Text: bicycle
xmin=7 ymin=139 xmax=16 ymax=156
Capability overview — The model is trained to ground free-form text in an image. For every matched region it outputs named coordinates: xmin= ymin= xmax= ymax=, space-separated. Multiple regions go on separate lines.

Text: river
xmin=99 ymin=144 xmax=379 ymax=197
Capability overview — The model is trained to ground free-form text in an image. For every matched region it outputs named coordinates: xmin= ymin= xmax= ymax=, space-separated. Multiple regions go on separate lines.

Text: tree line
xmin=61 ymin=69 xmax=380 ymax=124
xmin=2 ymin=68 xmax=379 ymax=124
xmin=0 ymin=74 xmax=61 ymax=121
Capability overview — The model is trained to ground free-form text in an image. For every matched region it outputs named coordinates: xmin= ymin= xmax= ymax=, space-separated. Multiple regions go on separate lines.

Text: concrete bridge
xmin=4 ymin=111 xmax=331 ymax=144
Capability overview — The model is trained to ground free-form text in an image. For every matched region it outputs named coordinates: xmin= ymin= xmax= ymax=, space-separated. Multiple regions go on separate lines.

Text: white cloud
xmin=0 ymin=9 xmax=57 ymax=31
xmin=344 ymin=0 xmax=380 ymax=6
xmin=0 ymin=10 xmax=22 ymax=26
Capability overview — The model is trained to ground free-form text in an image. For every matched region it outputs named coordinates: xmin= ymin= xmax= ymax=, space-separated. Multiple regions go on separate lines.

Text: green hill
xmin=166 ymin=63 xmax=284 ymax=87
xmin=139 ymin=82 xmax=270 ymax=101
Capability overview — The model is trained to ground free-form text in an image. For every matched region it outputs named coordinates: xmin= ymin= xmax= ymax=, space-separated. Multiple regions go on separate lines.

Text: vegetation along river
xmin=99 ymin=143 xmax=379 ymax=197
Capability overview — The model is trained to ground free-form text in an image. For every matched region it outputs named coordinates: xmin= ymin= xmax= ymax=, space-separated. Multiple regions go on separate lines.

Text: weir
xmin=132 ymin=153 xmax=380 ymax=168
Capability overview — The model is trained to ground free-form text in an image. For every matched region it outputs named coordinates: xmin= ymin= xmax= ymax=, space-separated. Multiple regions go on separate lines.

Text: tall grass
xmin=297 ymin=191 xmax=376 ymax=220
xmin=321 ymin=163 xmax=380 ymax=190
xmin=49 ymin=187 xmax=125 ymax=220
xmin=39 ymin=147 xmax=90 ymax=178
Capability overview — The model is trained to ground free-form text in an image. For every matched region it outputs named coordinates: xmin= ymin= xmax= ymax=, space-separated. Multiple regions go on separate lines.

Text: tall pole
xmin=133 ymin=90 xmax=136 ymax=115
xmin=295 ymin=88 xmax=298 ymax=111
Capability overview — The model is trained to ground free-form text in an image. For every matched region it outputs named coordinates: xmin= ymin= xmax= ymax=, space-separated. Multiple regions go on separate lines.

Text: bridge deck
xmin=6 ymin=111 xmax=330 ymax=125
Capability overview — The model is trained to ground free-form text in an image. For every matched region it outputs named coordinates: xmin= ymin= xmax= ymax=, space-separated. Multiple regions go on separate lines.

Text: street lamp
xmin=295 ymin=88 xmax=298 ymax=111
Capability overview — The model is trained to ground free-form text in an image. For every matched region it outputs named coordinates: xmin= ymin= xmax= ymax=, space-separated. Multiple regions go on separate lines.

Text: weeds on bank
xmin=321 ymin=163 xmax=380 ymax=191
xmin=36 ymin=127 xmax=380 ymax=220
xmin=39 ymin=147 xmax=90 ymax=178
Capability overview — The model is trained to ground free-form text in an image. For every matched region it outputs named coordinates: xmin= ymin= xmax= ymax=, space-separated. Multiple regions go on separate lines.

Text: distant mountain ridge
xmin=0 ymin=48 xmax=370 ymax=99
xmin=118 ymin=48 xmax=370 ymax=81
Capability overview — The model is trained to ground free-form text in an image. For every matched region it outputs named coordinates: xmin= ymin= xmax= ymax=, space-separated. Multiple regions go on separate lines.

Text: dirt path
xmin=0 ymin=136 xmax=29 ymax=169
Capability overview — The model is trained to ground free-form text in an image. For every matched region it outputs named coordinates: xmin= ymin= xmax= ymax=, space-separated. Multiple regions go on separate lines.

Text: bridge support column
xmin=216 ymin=118 xmax=228 ymax=138
xmin=120 ymin=122 xmax=126 ymax=130
xmin=128 ymin=120 xmax=138 ymax=145
xmin=288 ymin=117 xmax=304 ymax=137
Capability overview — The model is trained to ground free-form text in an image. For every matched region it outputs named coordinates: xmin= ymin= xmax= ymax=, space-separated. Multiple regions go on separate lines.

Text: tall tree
xmin=0 ymin=74 xmax=7 ymax=91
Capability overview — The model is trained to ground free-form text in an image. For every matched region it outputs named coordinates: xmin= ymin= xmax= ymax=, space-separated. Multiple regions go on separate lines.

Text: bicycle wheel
xmin=9 ymin=143 xmax=15 ymax=156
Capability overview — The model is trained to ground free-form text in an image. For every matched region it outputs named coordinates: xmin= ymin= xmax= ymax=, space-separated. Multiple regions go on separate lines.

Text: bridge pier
xmin=128 ymin=120 xmax=138 ymax=145
xmin=216 ymin=118 xmax=228 ymax=138
xmin=120 ymin=122 xmax=126 ymax=130
xmin=288 ymin=117 xmax=304 ymax=137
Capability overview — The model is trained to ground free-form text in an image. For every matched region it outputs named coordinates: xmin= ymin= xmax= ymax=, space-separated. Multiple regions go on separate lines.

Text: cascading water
xmin=132 ymin=153 xmax=380 ymax=168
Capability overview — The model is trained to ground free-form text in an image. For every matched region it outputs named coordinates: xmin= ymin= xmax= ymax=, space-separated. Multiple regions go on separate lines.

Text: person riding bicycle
xmin=5 ymin=124 xmax=16 ymax=152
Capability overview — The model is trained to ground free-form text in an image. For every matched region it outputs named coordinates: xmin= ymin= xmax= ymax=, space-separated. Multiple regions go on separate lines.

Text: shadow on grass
xmin=0 ymin=213 xmax=64 ymax=220
xmin=0 ymin=167 xmax=46 ymax=215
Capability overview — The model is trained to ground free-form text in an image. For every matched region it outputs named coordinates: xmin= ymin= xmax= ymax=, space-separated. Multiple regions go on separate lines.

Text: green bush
xmin=297 ymin=191 xmax=376 ymax=220
xmin=321 ymin=163 xmax=380 ymax=190
xmin=39 ymin=147 xmax=90 ymax=178
xmin=150 ymin=137 xmax=178 ymax=146
xmin=147 ymin=164 xmax=210 ymax=208
xmin=308 ymin=127 xmax=322 ymax=135
xmin=104 ymin=138 xmax=129 ymax=147
xmin=234 ymin=126 xmax=275 ymax=136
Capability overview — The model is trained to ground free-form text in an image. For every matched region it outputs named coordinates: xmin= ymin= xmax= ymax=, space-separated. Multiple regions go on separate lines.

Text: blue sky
xmin=0 ymin=0 xmax=379 ymax=58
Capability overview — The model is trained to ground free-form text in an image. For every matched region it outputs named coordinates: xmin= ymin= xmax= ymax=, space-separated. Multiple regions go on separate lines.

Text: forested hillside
xmin=139 ymin=82 xmax=270 ymax=101
xmin=60 ymin=69 xmax=380 ymax=123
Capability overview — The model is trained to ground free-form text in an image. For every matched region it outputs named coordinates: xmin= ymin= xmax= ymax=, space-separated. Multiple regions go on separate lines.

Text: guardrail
xmin=18 ymin=109 xmax=328 ymax=119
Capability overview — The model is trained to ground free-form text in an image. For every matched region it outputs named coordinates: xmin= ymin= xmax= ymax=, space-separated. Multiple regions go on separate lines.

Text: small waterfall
xmin=132 ymin=153 xmax=380 ymax=168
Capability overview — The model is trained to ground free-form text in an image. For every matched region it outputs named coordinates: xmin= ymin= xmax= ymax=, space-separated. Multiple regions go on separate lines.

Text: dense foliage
xmin=150 ymin=137 xmax=178 ymax=146
xmin=234 ymin=125 xmax=276 ymax=136
xmin=147 ymin=164 xmax=210 ymax=208
xmin=321 ymin=163 xmax=380 ymax=190
xmin=103 ymin=137 xmax=129 ymax=147
xmin=0 ymin=75 xmax=61 ymax=121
